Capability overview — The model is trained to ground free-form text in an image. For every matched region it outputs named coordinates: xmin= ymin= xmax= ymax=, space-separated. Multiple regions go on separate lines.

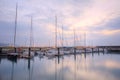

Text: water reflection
xmin=28 ymin=59 xmax=30 ymax=70
xmin=7 ymin=57 xmax=17 ymax=63
xmin=10 ymin=60 xmax=13 ymax=80
xmin=28 ymin=59 xmax=34 ymax=80
xmin=0 ymin=52 xmax=120 ymax=80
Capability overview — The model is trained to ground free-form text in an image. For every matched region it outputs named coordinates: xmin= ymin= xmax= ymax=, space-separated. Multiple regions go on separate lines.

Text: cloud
xmin=0 ymin=0 xmax=120 ymax=46
xmin=64 ymin=0 xmax=120 ymax=29
xmin=100 ymin=30 xmax=120 ymax=35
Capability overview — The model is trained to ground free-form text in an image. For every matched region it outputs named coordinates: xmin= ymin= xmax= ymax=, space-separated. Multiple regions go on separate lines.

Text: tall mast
xmin=62 ymin=25 xmax=64 ymax=47
xmin=84 ymin=32 xmax=86 ymax=47
xmin=28 ymin=16 xmax=33 ymax=57
xmin=74 ymin=28 xmax=75 ymax=47
xmin=30 ymin=16 xmax=33 ymax=47
xmin=55 ymin=16 xmax=57 ymax=48
xmin=14 ymin=3 xmax=18 ymax=47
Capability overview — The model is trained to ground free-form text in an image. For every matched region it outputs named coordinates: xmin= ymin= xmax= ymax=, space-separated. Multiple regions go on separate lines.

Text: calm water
xmin=0 ymin=52 xmax=120 ymax=80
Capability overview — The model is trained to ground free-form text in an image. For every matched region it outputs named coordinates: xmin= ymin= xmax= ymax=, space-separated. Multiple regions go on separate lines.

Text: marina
xmin=0 ymin=0 xmax=120 ymax=80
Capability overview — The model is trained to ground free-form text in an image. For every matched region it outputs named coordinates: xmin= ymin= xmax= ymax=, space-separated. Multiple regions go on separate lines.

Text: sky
xmin=0 ymin=0 xmax=120 ymax=47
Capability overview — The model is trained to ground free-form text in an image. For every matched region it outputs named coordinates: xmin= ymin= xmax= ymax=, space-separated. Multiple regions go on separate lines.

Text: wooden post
xmin=103 ymin=48 xmax=104 ymax=52
xmin=39 ymin=48 xmax=41 ymax=51
xmin=98 ymin=48 xmax=99 ymax=53
xmin=57 ymin=47 xmax=60 ymax=64
xmin=14 ymin=47 xmax=16 ymax=53
xmin=103 ymin=48 xmax=105 ymax=54
xmin=98 ymin=48 xmax=100 ymax=55
xmin=58 ymin=54 xmax=60 ymax=64
xmin=74 ymin=53 xmax=76 ymax=60
xmin=58 ymin=48 xmax=60 ymax=55
xmin=29 ymin=47 xmax=31 ymax=57
xmin=84 ymin=48 xmax=86 ymax=59
xmin=74 ymin=47 xmax=76 ymax=54
xmin=0 ymin=48 xmax=2 ymax=53
xmin=84 ymin=48 xmax=86 ymax=58
xmin=92 ymin=48 xmax=94 ymax=56
xmin=85 ymin=48 xmax=86 ymax=53
xmin=92 ymin=48 xmax=93 ymax=53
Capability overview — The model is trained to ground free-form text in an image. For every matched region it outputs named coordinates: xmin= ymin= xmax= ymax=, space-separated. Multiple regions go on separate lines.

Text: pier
xmin=0 ymin=46 xmax=120 ymax=58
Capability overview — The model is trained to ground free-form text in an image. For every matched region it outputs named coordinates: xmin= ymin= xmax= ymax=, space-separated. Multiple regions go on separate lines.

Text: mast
xmin=55 ymin=16 xmax=57 ymax=48
xmin=74 ymin=28 xmax=75 ymax=47
xmin=62 ymin=25 xmax=64 ymax=47
xmin=30 ymin=16 xmax=33 ymax=47
xmin=73 ymin=27 xmax=76 ymax=54
xmin=84 ymin=32 xmax=86 ymax=47
xmin=14 ymin=3 xmax=18 ymax=48
xmin=29 ymin=16 xmax=33 ymax=57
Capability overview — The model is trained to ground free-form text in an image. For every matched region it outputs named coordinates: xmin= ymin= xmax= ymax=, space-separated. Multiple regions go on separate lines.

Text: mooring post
xmin=84 ymin=48 xmax=86 ymax=59
xmin=74 ymin=53 xmax=76 ymax=60
xmin=74 ymin=47 xmax=76 ymax=54
xmin=58 ymin=54 xmax=60 ymax=64
xmin=98 ymin=48 xmax=100 ymax=55
xmin=29 ymin=47 xmax=31 ymax=57
xmin=92 ymin=48 xmax=94 ymax=56
xmin=58 ymin=47 xmax=60 ymax=55
xmin=14 ymin=47 xmax=16 ymax=53
xmin=39 ymin=48 xmax=41 ymax=51
xmin=98 ymin=48 xmax=99 ymax=53
xmin=85 ymin=48 xmax=86 ymax=53
xmin=92 ymin=48 xmax=93 ymax=53
xmin=103 ymin=48 xmax=105 ymax=54
xmin=0 ymin=48 xmax=2 ymax=53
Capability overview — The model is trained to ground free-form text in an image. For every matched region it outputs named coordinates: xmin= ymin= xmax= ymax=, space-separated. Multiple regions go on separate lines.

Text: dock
xmin=0 ymin=46 xmax=120 ymax=59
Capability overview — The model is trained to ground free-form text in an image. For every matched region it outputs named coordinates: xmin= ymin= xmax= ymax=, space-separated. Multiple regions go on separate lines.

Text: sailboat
xmin=60 ymin=25 xmax=70 ymax=55
xmin=21 ymin=16 xmax=34 ymax=58
xmin=46 ymin=15 xmax=59 ymax=57
xmin=7 ymin=3 xmax=19 ymax=57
